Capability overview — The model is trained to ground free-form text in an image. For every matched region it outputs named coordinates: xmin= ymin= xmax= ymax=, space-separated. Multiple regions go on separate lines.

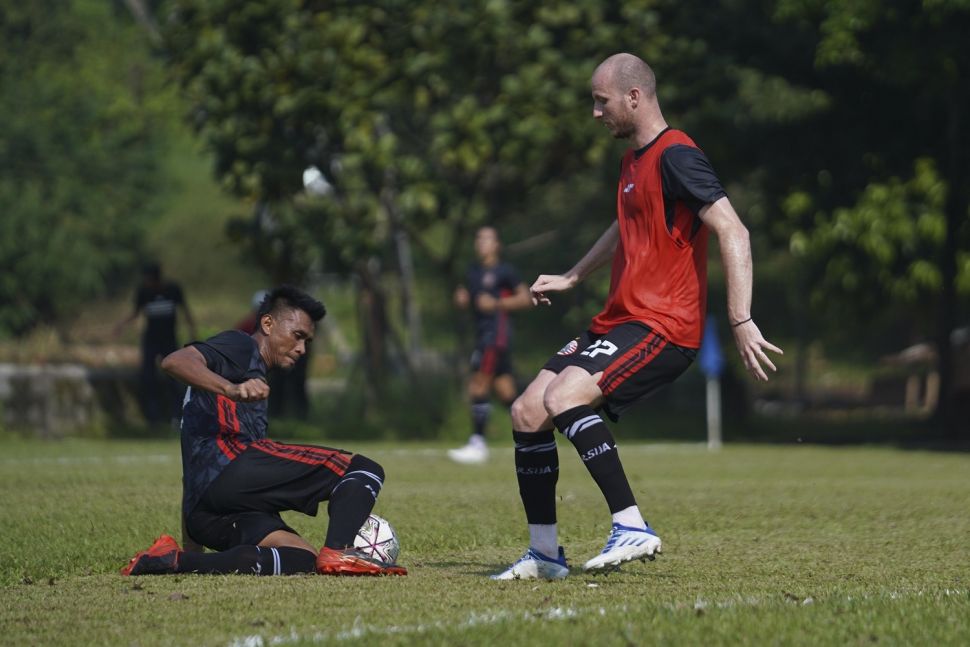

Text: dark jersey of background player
xmin=467 ymin=262 xmax=522 ymax=349
xmin=136 ymin=281 xmax=186 ymax=349
xmin=180 ymin=329 xmax=269 ymax=516
xmin=114 ymin=263 xmax=196 ymax=425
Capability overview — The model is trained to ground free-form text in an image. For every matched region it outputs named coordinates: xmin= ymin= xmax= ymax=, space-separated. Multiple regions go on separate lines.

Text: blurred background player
xmin=114 ymin=262 xmax=197 ymax=427
xmin=121 ymin=285 xmax=405 ymax=577
xmin=448 ymin=226 xmax=532 ymax=464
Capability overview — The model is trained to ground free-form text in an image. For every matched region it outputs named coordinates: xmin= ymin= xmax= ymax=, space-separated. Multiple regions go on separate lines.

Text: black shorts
xmin=186 ymin=440 xmax=353 ymax=551
xmin=542 ymin=322 xmax=696 ymax=421
xmin=470 ymin=344 xmax=513 ymax=377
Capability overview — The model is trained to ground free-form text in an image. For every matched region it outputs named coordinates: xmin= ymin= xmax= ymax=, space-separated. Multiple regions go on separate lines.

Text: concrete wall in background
xmin=0 ymin=364 xmax=140 ymax=437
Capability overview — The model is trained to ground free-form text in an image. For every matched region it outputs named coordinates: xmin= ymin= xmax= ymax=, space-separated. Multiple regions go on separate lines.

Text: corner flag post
xmin=699 ymin=316 xmax=725 ymax=450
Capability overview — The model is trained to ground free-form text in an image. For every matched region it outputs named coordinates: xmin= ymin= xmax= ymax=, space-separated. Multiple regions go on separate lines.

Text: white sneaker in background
xmin=447 ymin=436 xmax=489 ymax=464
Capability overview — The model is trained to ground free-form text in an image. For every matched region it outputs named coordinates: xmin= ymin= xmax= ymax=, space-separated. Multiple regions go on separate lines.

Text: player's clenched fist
xmin=228 ymin=378 xmax=270 ymax=402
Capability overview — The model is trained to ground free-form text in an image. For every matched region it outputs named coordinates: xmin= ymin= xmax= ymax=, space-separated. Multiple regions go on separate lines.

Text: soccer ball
xmin=353 ymin=514 xmax=401 ymax=564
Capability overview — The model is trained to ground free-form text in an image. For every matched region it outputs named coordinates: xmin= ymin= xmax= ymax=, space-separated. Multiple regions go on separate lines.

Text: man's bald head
xmin=594 ymin=53 xmax=656 ymax=97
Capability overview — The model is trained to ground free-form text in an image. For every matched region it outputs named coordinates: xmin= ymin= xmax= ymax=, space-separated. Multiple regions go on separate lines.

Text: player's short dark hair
xmin=142 ymin=262 xmax=161 ymax=280
xmin=257 ymin=285 xmax=326 ymax=322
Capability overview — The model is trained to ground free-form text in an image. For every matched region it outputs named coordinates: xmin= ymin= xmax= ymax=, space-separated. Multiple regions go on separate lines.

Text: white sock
xmin=611 ymin=505 xmax=647 ymax=530
xmin=528 ymin=524 xmax=559 ymax=558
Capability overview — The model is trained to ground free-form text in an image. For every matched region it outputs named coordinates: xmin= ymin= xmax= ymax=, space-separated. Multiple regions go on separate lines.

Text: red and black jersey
xmin=466 ymin=261 xmax=522 ymax=348
xmin=179 ymin=330 xmax=268 ymax=514
xmin=590 ymin=128 xmax=726 ymax=348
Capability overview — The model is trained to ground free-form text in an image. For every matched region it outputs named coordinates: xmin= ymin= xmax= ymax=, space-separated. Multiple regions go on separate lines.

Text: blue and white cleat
xmin=583 ymin=523 xmax=662 ymax=572
xmin=491 ymin=547 xmax=569 ymax=580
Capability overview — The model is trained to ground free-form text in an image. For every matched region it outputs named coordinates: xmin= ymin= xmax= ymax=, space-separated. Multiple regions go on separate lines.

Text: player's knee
xmin=346 ymin=454 xmax=385 ymax=491
xmin=542 ymin=382 xmax=579 ymax=417
xmin=347 ymin=454 xmax=384 ymax=480
xmin=510 ymin=394 xmax=540 ymax=430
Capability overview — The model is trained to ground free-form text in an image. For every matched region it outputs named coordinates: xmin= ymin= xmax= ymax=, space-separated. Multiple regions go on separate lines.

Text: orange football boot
xmin=315 ymin=547 xmax=407 ymax=576
xmin=120 ymin=534 xmax=181 ymax=576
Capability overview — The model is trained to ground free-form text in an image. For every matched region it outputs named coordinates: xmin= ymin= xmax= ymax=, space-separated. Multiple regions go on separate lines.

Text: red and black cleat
xmin=315 ymin=547 xmax=407 ymax=576
xmin=120 ymin=534 xmax=181 ymax=576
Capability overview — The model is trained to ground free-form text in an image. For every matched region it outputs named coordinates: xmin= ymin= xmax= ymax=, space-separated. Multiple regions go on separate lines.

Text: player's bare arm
xmin=476 ymin=283 xmax=534 ymax=313
xmin=698 ymin=197 xmax=783 ymax=381
xmin=160 ymin=345 xmax=270 ymax=402
xmin=531 ymin=221 xmax=620 ymax=305
xmin=453 ymin=285 xmax=470 ymax=309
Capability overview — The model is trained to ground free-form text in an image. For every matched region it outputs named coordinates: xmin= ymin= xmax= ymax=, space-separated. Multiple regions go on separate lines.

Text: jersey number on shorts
xmin=581 ymin=339 xmax=619 ymax=358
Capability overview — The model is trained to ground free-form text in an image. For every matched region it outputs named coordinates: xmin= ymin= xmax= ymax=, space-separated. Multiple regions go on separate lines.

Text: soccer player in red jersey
xmin=493 ymin=53 xmax=783 ymax=580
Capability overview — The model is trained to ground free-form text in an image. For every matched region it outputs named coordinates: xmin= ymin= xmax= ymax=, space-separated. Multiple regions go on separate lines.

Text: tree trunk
xmin=934 ymin=89 xmax=969 ymax=439
xmin=355 ymin=260 xmax=388 ymax=395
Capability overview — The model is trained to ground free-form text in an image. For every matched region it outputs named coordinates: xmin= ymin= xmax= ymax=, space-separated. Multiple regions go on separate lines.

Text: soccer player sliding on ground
xmin=493 ymin=53 xmax=782 ymax=580
xmin=121 ymin=286 xmax=405 ymax=577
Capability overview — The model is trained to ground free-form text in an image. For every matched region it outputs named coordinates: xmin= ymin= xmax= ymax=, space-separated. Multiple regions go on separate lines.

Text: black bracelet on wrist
xmin=731 ymin=316 xmax=752 ymax=328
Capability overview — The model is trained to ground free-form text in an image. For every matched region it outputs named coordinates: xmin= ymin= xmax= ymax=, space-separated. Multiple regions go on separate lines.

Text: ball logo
xmin=557 ymin=339 xmax=579 ymax=356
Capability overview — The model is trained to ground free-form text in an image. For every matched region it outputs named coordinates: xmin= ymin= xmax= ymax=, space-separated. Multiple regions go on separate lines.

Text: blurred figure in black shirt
xmin=115 ymin=262 xmax=197 ymax=425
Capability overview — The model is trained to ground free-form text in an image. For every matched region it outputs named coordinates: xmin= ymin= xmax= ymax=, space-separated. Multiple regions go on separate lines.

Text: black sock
xmin=176 ymin=545 xmax=316 ymax=575
xmin=324 ymin=454 xmax=384 ymax=549
xmin=553 ymin=405 xmax=636 ymax=514
xmin=471 ymin=398 xmax=491 ymax=438
xmin=513 ymin=429 xmax=559 ymax=524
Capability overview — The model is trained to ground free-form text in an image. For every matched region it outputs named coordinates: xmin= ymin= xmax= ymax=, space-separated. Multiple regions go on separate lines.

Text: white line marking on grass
xmin=0 ymin=443 xmax=705 ymax=468
xmin=0 ymin=454 xmax=173 ymax=466
xmin=228 ymin=589 xmax=968 ymax=647
xmin=377 ymin=443 xmax=708 ymax=459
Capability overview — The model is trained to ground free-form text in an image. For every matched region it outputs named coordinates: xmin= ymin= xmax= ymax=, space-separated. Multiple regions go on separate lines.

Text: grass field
xmin=1 ymin=437 xmax=968 ymax=646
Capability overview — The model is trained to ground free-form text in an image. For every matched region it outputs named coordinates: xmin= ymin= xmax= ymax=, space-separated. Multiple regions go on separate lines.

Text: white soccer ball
xmin=353 ymin=514 xmax=401 ymax=564
xmin=302 ymin=165 xmax=332 ymax=196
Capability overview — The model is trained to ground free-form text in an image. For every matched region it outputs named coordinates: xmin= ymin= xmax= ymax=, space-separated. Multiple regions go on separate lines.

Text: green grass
xmin=1 ymin=438 xmax=968 ymax=646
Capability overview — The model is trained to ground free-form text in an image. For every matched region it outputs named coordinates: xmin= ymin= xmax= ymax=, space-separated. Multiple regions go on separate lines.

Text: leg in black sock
xmin=324 ymin=454 xmax=384 ymax=549
xmin=553 ymin=405 xmax=636 ymax=514
xmin=513 ymin=429 xmax=559 ymax=524
xmin=471 ymin=397 xmax=492 ymax=440
xmin=177 ymin=545 xmax=316 ymax=575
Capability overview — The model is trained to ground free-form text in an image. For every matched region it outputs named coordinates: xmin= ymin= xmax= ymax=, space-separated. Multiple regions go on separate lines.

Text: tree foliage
xmin=161 ymin=0 xmax=685 ymax=274
xmin=0 ymin=0 xmax=170 ymax=336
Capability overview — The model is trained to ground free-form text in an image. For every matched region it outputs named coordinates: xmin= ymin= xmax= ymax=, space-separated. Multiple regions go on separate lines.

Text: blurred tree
xmin=659 ymin=0 xmax=970 ymax=433
xmin=161 ymin=0 xmax=673 ymax=389
xmin=773 ymin=0 xmax=970 ymax=433
xmin=0 ymin=0 xmax=170 ymax=337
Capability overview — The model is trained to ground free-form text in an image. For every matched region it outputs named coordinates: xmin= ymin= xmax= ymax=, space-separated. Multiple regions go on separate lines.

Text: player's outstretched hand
xmin=530 ymin=274 xmax=577 ymax=306
xmin=732 ymin=320 xmax=783 ymax=382
xmin=228 ymin=378 xmax=270 ymax=402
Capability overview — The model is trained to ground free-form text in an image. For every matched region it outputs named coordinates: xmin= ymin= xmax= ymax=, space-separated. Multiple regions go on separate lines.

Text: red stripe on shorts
xmin=481 ymin=347 xmax=497 ymax=375
xmin=598 ymin=331 xmax=665 ymax=396
xmin=249 ymin=439 xmax=351 ymax=476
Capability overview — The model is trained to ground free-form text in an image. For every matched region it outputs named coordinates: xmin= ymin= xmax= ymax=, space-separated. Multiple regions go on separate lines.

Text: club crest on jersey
xmin=482 ymin=272 xmax=496 ymax=289
xmin=557 ymin=339 xmax=580 ymax=356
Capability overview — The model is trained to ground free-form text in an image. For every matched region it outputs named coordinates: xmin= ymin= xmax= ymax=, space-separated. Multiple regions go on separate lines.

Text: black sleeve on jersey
xmin=660 ymin=145 xmax=728 ymax=216
xmin=191 ymin=330 xmax=255 ymax=382
xmin=170 ymin=283 xmax=185 ymax=305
